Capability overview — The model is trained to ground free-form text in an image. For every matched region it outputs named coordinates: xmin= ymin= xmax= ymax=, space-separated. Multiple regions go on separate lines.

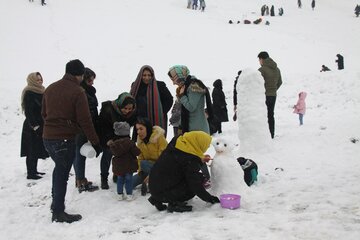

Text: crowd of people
xmin=20 ymin=50 xmax=285 ymax=222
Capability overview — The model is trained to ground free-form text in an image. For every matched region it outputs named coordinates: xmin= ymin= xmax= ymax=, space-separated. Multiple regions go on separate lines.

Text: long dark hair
xmin=135 ymin=117 xmax=153 ymax=144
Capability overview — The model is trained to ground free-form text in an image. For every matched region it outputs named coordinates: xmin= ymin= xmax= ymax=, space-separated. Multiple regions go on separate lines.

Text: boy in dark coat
xmin=148 ymin=131 xmax=220 ymax=212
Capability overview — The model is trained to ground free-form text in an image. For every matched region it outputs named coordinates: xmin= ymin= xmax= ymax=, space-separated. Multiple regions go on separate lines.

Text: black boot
xmin=52 ymin=212 xmax=82 ymax=223
xmin=101 ymin=176 xmax=109 ymax=190
xmin=141 ymin=182 xmax=148 ymax=196
xmin=148 ymin=196 xmax=167 ymax=211
xmin=27 ymin=175 xmax=42 ymax=180
xmin=167 ymin=202 xmax=193 ymax=213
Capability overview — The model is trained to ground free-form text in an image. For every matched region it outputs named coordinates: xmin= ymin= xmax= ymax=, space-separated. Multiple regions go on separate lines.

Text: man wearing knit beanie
xmin=42 ymin=59 xmax=101 ymax=223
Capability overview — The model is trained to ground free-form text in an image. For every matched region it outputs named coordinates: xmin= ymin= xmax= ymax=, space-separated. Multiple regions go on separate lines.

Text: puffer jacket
xmin=109 ymin=137 xmax=141 ymax=176
xmin=293 ymin=92 xmax=307 ymax=114
xmin=136 ymin=126 xmax=168 ymax=171
xmin=258 ymin=58 xmax=282 ymax=96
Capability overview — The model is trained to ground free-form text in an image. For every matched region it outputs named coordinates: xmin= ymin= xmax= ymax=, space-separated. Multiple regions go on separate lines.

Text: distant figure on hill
xmin=355 ymin=5 xmax=360 ymax=17
xmin=320 ymin=65 xmax=331 ymax=72
xmin=261 ymin=5 xmax=266 ymax=16
xmin=298 ymin=0 xmax=302 ymax=9
xmin=335 ymin=54 xmax=344 ymax=70
xmin=187 ymin=0 xmax=192 ymax=9
xmin=265 ymin=5 xmax=269 ymax=15
xmin=41 ymin=0 xmax=46 ymax=6
xmin=199 ymin=0 xmax=206 ymax=12
xmin=253 ymin=18 xmax=262 ymax=24
xmin=311 ymin=0 xmax=315 ymax=10
xmin=270 ymin=5 xmax=275 ymax=16
xmin=192 ymin=0 xmax=198 ymax=10
xmin=278 ymin=7 xmax=284 ymax=16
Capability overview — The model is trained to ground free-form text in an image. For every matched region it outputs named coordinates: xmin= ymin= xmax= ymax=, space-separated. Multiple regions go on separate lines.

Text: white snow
xmin=1 ymin=0 xmax=360 ymax=239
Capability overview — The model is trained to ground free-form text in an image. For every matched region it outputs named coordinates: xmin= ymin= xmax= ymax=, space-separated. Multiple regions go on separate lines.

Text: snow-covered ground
xmin=0 ymin=0 xmax=359 ymax=239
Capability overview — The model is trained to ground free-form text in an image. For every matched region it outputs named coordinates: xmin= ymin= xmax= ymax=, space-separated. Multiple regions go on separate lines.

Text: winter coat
xmin=109 ymin=137 xmax=141 ymax=176
xmin=42 ymin=74 xmax=99 ymax=145
xmin=169 ymin=100 xmax=182 ymax=128
xmin=136 ymin=126 xmax=168 ymax=171
xmin=149 ymin=131 xmax=214 ymax=203
xmin=20 ymin=91 xmax=49 ymax=159
xmin=179 ymin=76 xmax=211 ymax=134
xmin=293 ymin=92 xmax=307 ymax=114
xmin=258 ymin=58 xmax=282 ymax=96
xmin=212 ymin=80 xmax=229 ymax=123
xmin=98 ymin=100 xmax=136 ymax=147
xmin=130 ymin=66 xmax=173 ymax=134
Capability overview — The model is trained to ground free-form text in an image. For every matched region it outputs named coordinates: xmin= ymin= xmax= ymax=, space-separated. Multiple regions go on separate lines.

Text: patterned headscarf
xmin=130 ymin=65 xmax=165 ymax=130
xmin=21 ymin=72 xmax=45 ymax=113
xmin=168 ymin=65 xmax=190 ymax=85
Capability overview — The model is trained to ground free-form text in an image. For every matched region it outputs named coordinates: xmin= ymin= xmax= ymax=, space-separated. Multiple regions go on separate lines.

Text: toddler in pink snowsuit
xmin=293 ymin=92 xmax=307 ymax=125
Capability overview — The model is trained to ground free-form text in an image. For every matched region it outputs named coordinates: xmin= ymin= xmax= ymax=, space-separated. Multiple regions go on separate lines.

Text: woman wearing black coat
xmin=148 ymin=131 xmax=220 ymax=212
xmin=130 ymin=65 xmax=173 ymax=138
xmin=20 ymin=72 xmax=49 ymax=180
xmin=211 ymin=79 xmax=228 ymax=134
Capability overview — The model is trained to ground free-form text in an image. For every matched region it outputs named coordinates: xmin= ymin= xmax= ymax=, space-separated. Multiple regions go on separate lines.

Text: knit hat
xmin=168 ymin=65 xmax=190 ymax=85
xmin=257 ymin=51 xmax=269 ymax=59
xmin=65 ymin=59 xmax=85 ymax=76
xmin=113 ymin=121 xmax=130 ymax=136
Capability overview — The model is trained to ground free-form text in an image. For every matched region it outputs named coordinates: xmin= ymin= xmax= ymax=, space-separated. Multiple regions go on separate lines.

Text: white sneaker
xmin=126 ymin=194 xmax=135 ymax=201
xmin=118 ymin=194 xmax=126 ymax=201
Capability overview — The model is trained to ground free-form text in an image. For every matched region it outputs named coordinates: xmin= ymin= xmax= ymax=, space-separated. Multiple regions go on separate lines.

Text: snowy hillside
xmin=0 ymin=0 xmax=360 ymax=239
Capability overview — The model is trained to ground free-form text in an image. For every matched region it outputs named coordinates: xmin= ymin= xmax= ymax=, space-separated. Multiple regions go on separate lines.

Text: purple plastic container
xmin=220 ymin=194 xmax=241 ymax=210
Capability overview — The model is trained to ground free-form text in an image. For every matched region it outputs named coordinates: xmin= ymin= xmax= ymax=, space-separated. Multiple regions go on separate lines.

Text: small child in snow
xmin=108 ymin=122 xmax=141 ymax=201
xmin=293 ymin=92 xmax=307 ymax=125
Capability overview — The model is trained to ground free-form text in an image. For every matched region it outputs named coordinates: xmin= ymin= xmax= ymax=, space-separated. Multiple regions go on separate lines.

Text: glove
xmin=34 ymin=126 xmax=43 ymax=137
xmin=209 ymin=195 xmax=220 ymax=204
xmin=92 ymin=144 xmax=102 ymax=157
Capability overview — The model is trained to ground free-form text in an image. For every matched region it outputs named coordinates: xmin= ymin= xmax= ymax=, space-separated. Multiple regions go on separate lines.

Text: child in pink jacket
xmin=293 ymin=92 xmax=307 ymax=125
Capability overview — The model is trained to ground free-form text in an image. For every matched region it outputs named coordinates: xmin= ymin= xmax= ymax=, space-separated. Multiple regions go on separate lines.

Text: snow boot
xmin=148 ymin=196 xmax=167 ymax=211
xmin=52 ymin=211 xmax=82 ymax=223
xmin=167 ymin=202 xmax=193 ymax=213
xmin=101 ymin=176 xmax=109 ymax=190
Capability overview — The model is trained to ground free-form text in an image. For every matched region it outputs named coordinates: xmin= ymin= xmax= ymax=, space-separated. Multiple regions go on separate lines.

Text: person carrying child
xmin=293 ymin=92 xmax=307 ymax=125
xmin=108 ymin=122 xmax=141 ymax=201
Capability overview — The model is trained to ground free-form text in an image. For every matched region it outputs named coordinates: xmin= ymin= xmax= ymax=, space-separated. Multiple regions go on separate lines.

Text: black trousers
xmin=152 ymin=181 xmax=195 ymax=204
xmin=265 ymin=96 xmax=276 ymax=138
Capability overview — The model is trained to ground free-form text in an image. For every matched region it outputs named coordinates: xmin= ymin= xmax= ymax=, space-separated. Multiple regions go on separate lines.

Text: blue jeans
xmin=117 ymin=173 xmax=133 ymax=195
xmin=43 ymin=139 xmax=75 ymax=213
xmin=73 ymin=134 xmax=87 ymax=180
xmin=299 ymin=114 xmax=304 ymax=125
xmin=100 ymin=147 xmax=112 ymax=178
xmin=132 ymin=160 xmax=154 ymax=189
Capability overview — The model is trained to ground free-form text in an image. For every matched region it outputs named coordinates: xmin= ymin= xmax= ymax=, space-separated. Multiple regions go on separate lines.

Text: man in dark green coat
xmin=258 ymin=51 xmax=282 ymax=139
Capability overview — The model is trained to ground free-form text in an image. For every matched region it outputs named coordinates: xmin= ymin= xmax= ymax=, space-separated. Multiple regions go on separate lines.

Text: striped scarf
xmin=130 ymin=65 xmax=165 ymax=129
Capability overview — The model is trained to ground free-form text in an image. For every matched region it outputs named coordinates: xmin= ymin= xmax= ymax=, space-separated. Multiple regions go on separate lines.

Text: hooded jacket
xmin=136 ymin=126 xmax=168 ymax=171
xmin=258 ymin=58 xmax=282 ymax=96
xmin=293 ymin=92 xmax=307 ymax=114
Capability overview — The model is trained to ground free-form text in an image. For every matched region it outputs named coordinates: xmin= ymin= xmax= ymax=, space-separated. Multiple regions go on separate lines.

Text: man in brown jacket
xmin=42 ymin=59 xmax=101 ymax=223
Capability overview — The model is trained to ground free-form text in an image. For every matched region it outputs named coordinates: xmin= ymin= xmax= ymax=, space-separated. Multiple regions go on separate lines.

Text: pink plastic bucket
xmin=220 ymin=194 xmax=241 ymax=210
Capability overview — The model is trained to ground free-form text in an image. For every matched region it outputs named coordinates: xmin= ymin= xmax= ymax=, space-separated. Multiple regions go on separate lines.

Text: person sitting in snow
xmin=148 ymin=131 xmax=220 ymax=212
xmin=320 ymin=65 xmax=331 ymax=72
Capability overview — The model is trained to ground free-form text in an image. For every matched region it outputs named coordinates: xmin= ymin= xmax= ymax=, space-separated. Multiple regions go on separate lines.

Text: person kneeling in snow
xmin=148 ymin=131 xmax=220 ymax=212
